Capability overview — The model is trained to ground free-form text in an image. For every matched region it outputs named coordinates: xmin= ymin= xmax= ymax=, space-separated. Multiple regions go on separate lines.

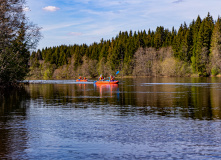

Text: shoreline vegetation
xmin=25 ymin=74 xmax=221 ymax=81
xmin=29 ymin=13 xmax=221 ymax=80
xmin=0 ymin=0 xmax=41 ymax=87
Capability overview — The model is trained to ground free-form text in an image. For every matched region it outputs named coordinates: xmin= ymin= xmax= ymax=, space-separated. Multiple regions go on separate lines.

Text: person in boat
xmin=84 ymin=77 xmax=87 ymax=80
xmin=110 ymin=75 xmax=115 ymax=81
xmin=79 ymin=76 xmax=82 ymax=80
xmin=99 ymin=75 xmax=104 ymax=81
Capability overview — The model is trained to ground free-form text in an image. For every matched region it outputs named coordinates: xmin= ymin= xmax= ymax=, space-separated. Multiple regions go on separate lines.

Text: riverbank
xmin=25 ymin=73 xmax=221 ymax=81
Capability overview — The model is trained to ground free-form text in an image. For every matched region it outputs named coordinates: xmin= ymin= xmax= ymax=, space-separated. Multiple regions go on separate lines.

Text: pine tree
xmin=195 ymin=13 xmax=214 ymax=76
xmin=210 ymin=17 xmax=221 ymax=75
xmin=191 ymin=16 xmax=202 ymax=73
xmin=154 ymin=26 xmax=165 ymax=49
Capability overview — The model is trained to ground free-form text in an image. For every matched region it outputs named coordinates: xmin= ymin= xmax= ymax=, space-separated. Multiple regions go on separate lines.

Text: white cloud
xmin=43 ymin=6 xmax=60 ymax=12
xmin=23 ymin=7 xmax=31 ymax=12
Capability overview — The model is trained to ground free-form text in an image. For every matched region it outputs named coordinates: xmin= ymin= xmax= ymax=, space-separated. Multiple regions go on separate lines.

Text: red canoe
xmin=95 ymin=80 xmax=119 ymax=84
xmin=76 ymin=79 xmax=88 ymax=82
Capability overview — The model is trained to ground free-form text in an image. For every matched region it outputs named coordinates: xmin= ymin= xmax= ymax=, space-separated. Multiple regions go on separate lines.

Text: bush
xmin=211 ymin=67 xmax=220 ymax=76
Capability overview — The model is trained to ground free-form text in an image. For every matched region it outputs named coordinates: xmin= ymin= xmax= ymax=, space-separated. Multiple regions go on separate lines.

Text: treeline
xmin=29 ymin=13 xmax=221 ymax=79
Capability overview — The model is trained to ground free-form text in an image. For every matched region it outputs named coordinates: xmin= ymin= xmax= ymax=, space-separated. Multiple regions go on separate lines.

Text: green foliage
xmin=211 ymin=67 xmax=220 ymax=76
xmin=210 ymin=17 xmax=221 ymax=75
xmin=0 ymin=0 xmax=41 ymax=85
xmin=29 ymin=12 xmax=221 ymax=78
xmin=43 ymin=69 xmax=51 ymax=80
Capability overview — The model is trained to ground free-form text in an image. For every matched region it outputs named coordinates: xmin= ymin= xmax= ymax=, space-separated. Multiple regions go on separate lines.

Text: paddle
xmin=108 ymin=71 xmax=119 ymax=80
xmin=109 ymin=71 xmax=119 ymax=81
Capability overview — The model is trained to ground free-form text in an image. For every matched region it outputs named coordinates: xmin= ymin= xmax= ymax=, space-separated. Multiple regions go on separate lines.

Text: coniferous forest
xmin=29 ymin=13 xmax=221 ymax=79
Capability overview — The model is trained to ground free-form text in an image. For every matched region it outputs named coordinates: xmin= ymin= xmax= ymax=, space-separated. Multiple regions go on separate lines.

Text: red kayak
xmin=95 ymin=80 xmax=119 ymax=84
xmin=76 ymin=79 xmax=88 ymax=82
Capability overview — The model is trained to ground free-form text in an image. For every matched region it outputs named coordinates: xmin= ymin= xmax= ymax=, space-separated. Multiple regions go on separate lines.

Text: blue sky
xmin=25 ymin=0 xmax=221 ymax=50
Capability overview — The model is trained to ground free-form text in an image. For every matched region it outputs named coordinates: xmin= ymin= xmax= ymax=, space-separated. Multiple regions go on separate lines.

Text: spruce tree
xmin=191 ymin=16 xmax=202 ymax=73
xmin=210 ymin=17 xmax=221 ymax=75
xmin=195 ymin=13 xmax=214 ymax=76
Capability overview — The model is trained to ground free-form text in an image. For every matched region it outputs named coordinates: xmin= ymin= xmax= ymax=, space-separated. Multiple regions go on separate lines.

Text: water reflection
xmin=132 ymin=77 xmax=221 ymax=120
xmin=22 ymin=77 xmax=221 ymax=120
xmin=1 ymin=78 xmax=221 ymax=159
xmin=94 ymin=84 xmax=119 ymax=98
xmin=0 ymin=86 xmax=30 ymax=159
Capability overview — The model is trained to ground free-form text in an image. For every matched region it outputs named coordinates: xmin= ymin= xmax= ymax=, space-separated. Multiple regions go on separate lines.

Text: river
xmin=1 ymin=77 xmax=221 ymax=159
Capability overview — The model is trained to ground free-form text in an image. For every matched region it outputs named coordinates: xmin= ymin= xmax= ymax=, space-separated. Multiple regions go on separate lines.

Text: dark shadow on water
xmin=0 ymin=85 xmax=30 ymax=159
xmin=0 ymin=85 xmax=30 ymax=119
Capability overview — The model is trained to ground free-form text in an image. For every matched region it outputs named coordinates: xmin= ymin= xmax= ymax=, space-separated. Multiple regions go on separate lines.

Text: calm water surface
xmin=1 ymin=77 xmax=221 ymax=159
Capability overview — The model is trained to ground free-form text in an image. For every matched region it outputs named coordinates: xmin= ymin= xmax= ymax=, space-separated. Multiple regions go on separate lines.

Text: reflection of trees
xmin=0 ymin=86 xmax=30 ymax=159
xmin=178 ymin=78 xmax=221 ymax=120
xmin=26 ymin=83 xmax=121 ymax=106
xmin=24 ymin=78 xmax=221 ymax=120
xmin=210 ymin=78 xmax=221 ymax=119
xmin=133 ymin=78 xmax=175 ymax=116
xmin=0 ymin=86 xmax=30 ymax=118
xmin=133 ymin=77 xmax=221 ymax=120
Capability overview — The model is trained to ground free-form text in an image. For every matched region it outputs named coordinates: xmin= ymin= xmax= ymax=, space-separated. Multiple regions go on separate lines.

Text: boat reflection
xmin=94 ymin=84 xmax=119 ymax=98
xmin=77 ymin=83 xmax=86 ymax=88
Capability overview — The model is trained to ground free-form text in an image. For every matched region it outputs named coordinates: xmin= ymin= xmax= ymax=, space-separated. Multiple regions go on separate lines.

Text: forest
xmin=29 ymin=13 xmax=221 ymax=79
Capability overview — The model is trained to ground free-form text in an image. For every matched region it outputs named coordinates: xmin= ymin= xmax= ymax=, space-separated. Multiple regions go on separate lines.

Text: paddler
xmin=110 ymin=75 xmax=115 ymax=81
xmin=99 ymin=74 xmax=104 ymax=81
